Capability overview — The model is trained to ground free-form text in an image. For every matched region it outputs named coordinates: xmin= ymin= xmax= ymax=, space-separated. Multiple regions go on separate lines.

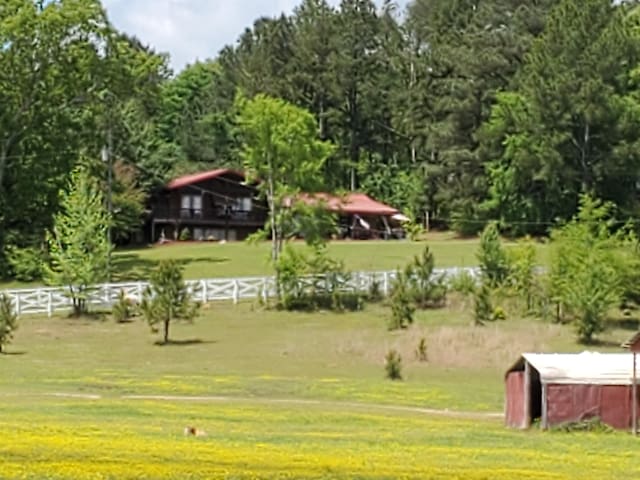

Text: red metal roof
xmin=166 ymin=169 xmax=245 ymax=190
xmin=165 ymin=169 xmax=398 ymax=216
xmin=296 ymin=192 xmax=399 ymax=216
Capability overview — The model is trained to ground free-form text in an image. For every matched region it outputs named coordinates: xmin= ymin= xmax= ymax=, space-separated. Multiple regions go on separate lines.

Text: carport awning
xmin=508 ymin=352 xmax=638 ymax=385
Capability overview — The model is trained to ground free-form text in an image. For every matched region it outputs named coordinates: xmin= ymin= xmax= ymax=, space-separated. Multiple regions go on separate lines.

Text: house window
xmin=232 ymin=197 xmax=252 ymax=219
xmin=181 ymin=194 xmax=202 ymax=219
xmin=234 ymin=197 xmax=252 ymax=212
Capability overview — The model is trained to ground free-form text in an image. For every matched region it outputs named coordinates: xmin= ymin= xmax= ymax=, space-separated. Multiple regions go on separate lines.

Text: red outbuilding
xmin=505 ymin=352 xmax=640 ymax=430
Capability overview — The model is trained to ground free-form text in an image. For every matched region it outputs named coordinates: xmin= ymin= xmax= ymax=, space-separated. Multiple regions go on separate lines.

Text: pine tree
xmin=481 ymin=0 xmax=640 ymax=232
xmin=140 ymin=260 xmax=200 ymax=345
xmin=477 ymin=222 xmax=510 ymax=288
xmin=45 ymin=167 xmax=112 ymax=317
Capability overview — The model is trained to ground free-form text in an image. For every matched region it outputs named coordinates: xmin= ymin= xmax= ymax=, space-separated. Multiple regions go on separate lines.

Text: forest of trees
xmin=2 ymin=0 xmax=640 ymax=280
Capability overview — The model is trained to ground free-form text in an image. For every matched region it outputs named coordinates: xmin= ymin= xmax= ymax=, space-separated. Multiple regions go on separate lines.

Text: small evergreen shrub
xmin=405 ymin=246 xmax=447 ymax=308
xmin=416 ymin=337 xmax=428 ymax=362
xmin=389 ymin=271 xmax=415 ymax=330
xmin=474 ymin=282 xmax=493 ymax=326
xmin=140 ymin=260 xmax=200 ymax=344
xmin=112 ymin=290 xmax=136 ymax=323
xmin=0 ymin=294 xmax=18 ymax=354
xmin=385 ymin=349 xmax=403 ymax=380
xmin=477 ymin=221 xmax=510 ymax=287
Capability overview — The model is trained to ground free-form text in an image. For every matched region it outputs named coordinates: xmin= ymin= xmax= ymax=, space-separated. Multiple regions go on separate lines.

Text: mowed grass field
xmin=0 ymin=232 xmax=550 ymax=289
xmin=1 ymin=300 xmax=638 ymax=479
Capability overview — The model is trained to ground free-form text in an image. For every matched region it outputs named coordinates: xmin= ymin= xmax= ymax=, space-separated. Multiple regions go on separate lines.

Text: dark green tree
xmin=405 ymin=0 xmax=555 ymax=233
xmin=480 ymin=0 xmax=640 ymax=232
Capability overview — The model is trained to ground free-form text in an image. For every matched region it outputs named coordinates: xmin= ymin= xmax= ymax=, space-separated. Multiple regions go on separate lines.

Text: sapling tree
xmin=140 ymin=260 xmax=200 ymax=344
xmin=237 ymin=94 xmax=335 ymax=264
xmin=508 ymin=238 xmax=538 ymax=312
xmin=549 ymin=195 xmax=625 ymax=343
xmin=45 ymin=167 xmax=111 ymax=316
xmin=389 ymin=271 xmax=415 ymax=330
xmin=477 ymin=221 xmax=510 ymax=287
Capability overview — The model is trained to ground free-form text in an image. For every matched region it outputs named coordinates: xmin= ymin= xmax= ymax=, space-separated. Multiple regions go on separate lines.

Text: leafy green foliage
xmin=237 ymin=94 xmax=335 ymax=265
xmin=0 ymin=293 xmax=17 ymax=354
xmin=140 ymin=260 xmax=200 ymax=344
xmin=388 ymin=271 xmax=415 ymax=330
xmin=45 ymin=168 xmax=111 ymax=317
xmin=179 ymin=228 xmax=191 ymax=242
xmin=110 ymin=161 xmax=147 ymax=244
xmin=480 ymin=0 xmax=640 ymax=233
xmin=384 ymin=349 xmax=403 ymax=381
xmin=549 ymin=195 xmax=627 ymax=343
xmin=449 ymin=270 xmax=477 ymax=297
xmin=477 ymin=222 xmax=510 ymax=288
xmin=0 ymin=2 xmax=169 ymax=273
xmin=112 ymin=290 xmax=136 ymax=323
xmin=5 ymin=246 xmax=45 ymax=282
xmin=275 ymin=245 xmax=360 ymax=312
xmin=508 ymin=238 xmax=538 ymax=312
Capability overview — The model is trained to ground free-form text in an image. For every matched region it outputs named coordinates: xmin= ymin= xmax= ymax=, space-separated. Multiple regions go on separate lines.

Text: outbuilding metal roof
xmin=509 ymin=352 xmax=639 ymax=386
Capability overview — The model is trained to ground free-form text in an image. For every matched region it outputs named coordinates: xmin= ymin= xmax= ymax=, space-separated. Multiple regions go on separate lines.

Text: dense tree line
xmin=2 ymin=0 xmax=640 ymax=280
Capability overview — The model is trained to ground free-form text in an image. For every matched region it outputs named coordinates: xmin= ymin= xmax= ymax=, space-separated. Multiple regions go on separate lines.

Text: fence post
xmin=15 ymin=293 xmax=20 ymax=316
xmin=47 ymin=291 xmax=53 ymax=318
xmin=201 ymin=280 xmax=207 ymax=303
xmin=233 ymin=280 xmax=239 ymax=305
xmin=137 ymin=282 xmax=144 ymax=302
xmin=383 ymin=271 xmax=389 ymax=296
xmin=261 ymin=279 xmax=268 ymax=303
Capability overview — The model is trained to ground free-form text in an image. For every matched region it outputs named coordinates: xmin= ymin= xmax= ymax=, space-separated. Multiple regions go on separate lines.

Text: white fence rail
xmin=1 ymin=267 xmax=479 ymax=317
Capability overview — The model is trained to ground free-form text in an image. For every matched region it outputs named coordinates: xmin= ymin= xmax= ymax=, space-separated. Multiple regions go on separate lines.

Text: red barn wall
xmin=546 ymin=384 xmax=638 ymax=429
xmin=505 ymin=371 xmax=526 ymax=428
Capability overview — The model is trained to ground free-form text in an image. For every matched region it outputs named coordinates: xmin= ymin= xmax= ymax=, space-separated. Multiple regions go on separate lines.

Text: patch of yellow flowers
xmin=0 ymin=398 xmax=638 ymax=479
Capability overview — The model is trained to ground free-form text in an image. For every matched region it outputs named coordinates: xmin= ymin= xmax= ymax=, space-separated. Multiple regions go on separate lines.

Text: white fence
xmin=1 ymin=267 xmax=479 ymax=317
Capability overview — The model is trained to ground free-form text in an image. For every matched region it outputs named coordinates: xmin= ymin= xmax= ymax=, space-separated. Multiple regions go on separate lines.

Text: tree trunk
xmin=163 ymin=318 xmax=170 ymax=344
xmin=0 ymin=143 xmax=8 ymax=198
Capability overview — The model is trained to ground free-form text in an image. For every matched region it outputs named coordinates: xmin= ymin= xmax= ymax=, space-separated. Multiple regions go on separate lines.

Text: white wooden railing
xmin=1 ymin=267 xmax=479 ymax=317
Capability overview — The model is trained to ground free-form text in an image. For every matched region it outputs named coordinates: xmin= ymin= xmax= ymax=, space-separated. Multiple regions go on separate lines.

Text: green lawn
xmin=0 ymin=300 xmax=635 ymax=479
xmin=1 ymin=233 xmax=549 ymax=289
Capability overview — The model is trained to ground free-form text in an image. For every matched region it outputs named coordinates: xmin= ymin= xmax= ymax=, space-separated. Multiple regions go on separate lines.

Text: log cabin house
xmin=148 ymin=169 xmax=267 ymax=242
xmin=148 ymin=169 xmax=405 ymax=243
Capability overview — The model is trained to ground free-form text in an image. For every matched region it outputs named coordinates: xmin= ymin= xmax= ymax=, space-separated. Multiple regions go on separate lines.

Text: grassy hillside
xmin=1 ymin=233 xmax=549 ymax=289
xmin=0 ymin=300 xmax=634 ymax=479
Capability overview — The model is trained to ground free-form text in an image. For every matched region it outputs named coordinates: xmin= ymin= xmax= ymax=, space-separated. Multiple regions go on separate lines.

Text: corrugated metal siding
xmin=545 ymin=384 xmax=638 ymax=429
xmin=600 ymin=386 xmax=632 ymax=429
xmin=505 ymin=371 xmax=525 ymax=428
